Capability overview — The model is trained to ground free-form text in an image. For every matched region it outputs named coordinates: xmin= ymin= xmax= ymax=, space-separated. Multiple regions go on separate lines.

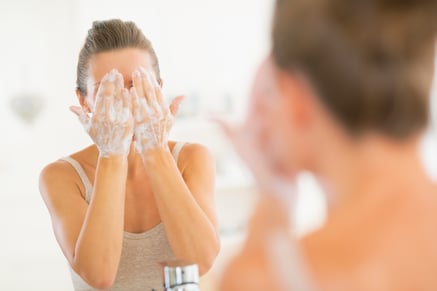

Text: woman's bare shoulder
xmin=177 ymin=142 xmax=213 ymax=163
xmin=39 ymin=159 xmax=83 ymax=204
xmin=40 ymin=159 xmax=75 ymax=181
xmin=39 ymin=145 xmax=96 ymax=198
xmin=168 ymin=141 xmax=214 ymax=177
xmin=177 ymin=142 xmax=212 ymax=158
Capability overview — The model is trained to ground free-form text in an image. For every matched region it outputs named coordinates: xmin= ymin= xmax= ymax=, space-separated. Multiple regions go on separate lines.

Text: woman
xmin=39 ymin=19 xmax=220 ymax=290
xmin=219 ymin=0 xmax=437 ymax=290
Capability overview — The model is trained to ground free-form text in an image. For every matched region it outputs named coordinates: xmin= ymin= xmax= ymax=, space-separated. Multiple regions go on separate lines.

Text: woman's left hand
xmin=131 ymin=67 xmax=183 ymax=154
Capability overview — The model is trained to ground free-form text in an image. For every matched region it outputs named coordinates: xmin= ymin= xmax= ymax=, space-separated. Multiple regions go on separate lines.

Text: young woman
xmin=39 ymin=19 xmax=220 ymax=291
xmin=219 ymin=0 xmax=437 ymax=290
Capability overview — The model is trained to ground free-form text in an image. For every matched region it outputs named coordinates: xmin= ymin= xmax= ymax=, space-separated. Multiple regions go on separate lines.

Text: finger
xmin=139 ymin=67 xmax=156 ymax=106
xmin=121 ymin=88 xmax=131 ymax=111
xmin=70 ymin=106 xmax=90 ymax=126
xmin=103 ymin=94 xmax=114 ymax=121
xmin=152 ymin=87 xmax=165 ymax=114
xmin=93 ymin=92 xmax=106 ymax=116
xmin=137 ymin=68 xmax=162 ymax=116
xmin=114 ymin=71 xmax=124 ymax=100
xmin=121 ymin=88 xmax=131 ymax=123
xmin=213 ymin=118 xmax=237 ymax=140
xmin=169 ymin=95 xmax=185 ymax=116
xmin=97 ymin=69 xmax=117 ymax=98
xmin=112 ymin=99 xmax=123 ymax=123
xmin=102 ymin=70 xmax=119 ymax=119
xmin=131 ymin=87 xmax=149 ymax=122
xmin=94 ymin=70 xmax=118 ymax=117
xmin=112 ymin=78 xmax=124 ymax=121
xmin=130 ymin=87 xmax=140 ymax=121
xmin=214 ymin=119 xmax=256 ymax=162
xmin=132 ymin=69 xmax=144 ymax=98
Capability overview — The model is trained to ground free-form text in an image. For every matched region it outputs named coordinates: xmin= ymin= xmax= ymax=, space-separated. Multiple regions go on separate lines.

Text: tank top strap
xmin=60 ymin=156 xmax=92 ymax=203
xmin=171 ymin=141 xmax=186 ymax=162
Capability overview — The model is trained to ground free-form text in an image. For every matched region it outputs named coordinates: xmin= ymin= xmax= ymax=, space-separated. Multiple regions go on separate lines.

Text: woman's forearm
xmin=72 ymin=156 xmax=128 ymax=287
xmin=142 ymin=149 xmax=220 ymax=274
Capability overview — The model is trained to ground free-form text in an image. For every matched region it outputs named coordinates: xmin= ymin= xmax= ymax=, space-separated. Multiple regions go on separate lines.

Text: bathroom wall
xmin=0 ymin=0 xmax=435 ymax=290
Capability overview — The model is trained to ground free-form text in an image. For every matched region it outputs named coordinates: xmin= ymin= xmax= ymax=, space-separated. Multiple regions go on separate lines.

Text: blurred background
xmin=0 ymin=0 xmax=435 ymax=290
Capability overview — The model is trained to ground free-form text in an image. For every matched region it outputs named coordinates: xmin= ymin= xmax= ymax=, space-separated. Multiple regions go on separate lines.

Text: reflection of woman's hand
xmin=218 ymin=118 xmax=296 ymax=207
xmin=219 ymin=59 xmax=314 ymax=291
xmin=131 ymin=67 xmax=183 ymax=154
xmin=217 ymin=59 xmax=296 ymax=208
xmin=70 ymin=69 xmax=134 ymax=157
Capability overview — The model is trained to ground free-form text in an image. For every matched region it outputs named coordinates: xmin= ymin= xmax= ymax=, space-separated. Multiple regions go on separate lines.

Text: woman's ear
xmin=75 ymin=88 xmax=91 ymax=113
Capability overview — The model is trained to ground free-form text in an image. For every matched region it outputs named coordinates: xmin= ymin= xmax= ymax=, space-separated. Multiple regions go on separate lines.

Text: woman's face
xmin=82 ymin=48 xmax=157 ymax=111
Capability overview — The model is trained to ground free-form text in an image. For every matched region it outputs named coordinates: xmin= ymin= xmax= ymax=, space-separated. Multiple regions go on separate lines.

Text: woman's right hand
xmin=216 ymin=59 xmax=297 ymax=209
xmin=70 ymin=69 xmax=134 ymax=157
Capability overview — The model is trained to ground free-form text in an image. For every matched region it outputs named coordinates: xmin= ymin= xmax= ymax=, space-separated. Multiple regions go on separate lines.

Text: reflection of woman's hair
xmin=76 ymin=19 xmax=161 ymax=96
xmin=272 ymin=0 xmax=437 ymax=138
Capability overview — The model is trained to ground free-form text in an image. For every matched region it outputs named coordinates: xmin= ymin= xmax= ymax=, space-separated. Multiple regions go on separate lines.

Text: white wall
xmin=0 ymin=1 xmax=79 ymax=289
xmin=0 ymin=0 xmax=435 ymax=290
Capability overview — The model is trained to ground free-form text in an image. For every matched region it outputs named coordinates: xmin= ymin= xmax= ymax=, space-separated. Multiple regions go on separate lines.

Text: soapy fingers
xmin=70 ymin=69 xmax=134 ymax=157
xmin=131 ymin=67 xmax=183 ymax=154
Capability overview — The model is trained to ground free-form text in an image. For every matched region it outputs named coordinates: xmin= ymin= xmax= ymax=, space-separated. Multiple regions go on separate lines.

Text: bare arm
xmin=142 ymin=144 xmax=220 ymax=275
xmin=130 ymin=67 xmax=220 ymax=274
xmin=40 ymin=156 xmax=127 ymax=289
xmin=40 ymin=69 xmax=134 ymax=289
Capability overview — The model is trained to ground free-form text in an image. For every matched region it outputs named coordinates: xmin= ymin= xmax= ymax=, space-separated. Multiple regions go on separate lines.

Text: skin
xmin=219 ymin=58 xmax=437 ymax=291
xmin=39 ymin=48 xmax=220 ymax=289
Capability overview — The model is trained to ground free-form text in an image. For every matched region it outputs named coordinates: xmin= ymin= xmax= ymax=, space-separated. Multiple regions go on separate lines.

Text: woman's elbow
xmin=198 ymin=238 xmax=221 ymax=275
xmin=78 ymin=269 xmax=117 ymax=290
xmin=72 ymin=259 xmax=118 ymax=289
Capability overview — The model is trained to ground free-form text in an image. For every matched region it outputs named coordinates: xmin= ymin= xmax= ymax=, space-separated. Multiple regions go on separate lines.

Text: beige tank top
xmin=61 ymin=142 xmax=186 ymax=291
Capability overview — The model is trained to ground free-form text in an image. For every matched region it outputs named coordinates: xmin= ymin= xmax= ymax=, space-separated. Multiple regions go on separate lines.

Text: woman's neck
xmin=316 ymin=133 xmax=427 ymax=212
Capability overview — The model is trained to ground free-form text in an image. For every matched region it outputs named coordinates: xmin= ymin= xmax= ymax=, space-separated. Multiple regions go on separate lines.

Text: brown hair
xmin=76 ymin=19 xmax=161 ymax=96
xmin=272 ymin=0 xmax=437 ymax=138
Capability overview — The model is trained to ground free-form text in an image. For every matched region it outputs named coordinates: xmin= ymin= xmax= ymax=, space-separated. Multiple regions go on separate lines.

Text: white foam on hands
xmin=132 ymin=67 xmax=175 ymax=154
xmin=78 ymin=69 xmax=134 ymax=157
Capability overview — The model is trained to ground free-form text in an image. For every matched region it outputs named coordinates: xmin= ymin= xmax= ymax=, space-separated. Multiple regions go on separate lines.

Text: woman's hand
xmin=218 ymin=59 xmax=314 ymax=291
xmin=70 ymin=69 xmax=134 ymax=158
xmin=131 ymin=67 xmax=183 ymax=154
xmin=216 ymin=59 xmax=297 ymax=208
